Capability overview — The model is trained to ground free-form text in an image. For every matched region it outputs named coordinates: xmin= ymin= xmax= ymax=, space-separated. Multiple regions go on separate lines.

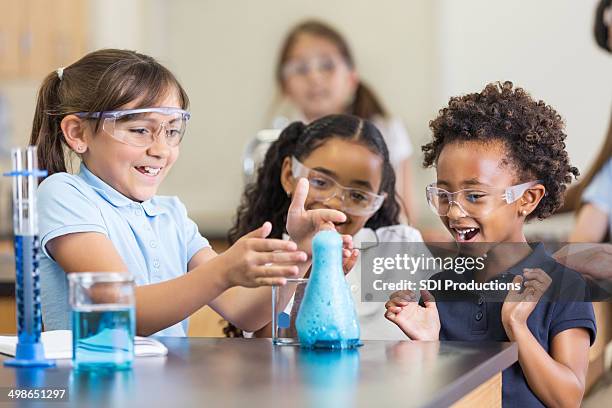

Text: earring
xmin=521 ymin=210 xmax=527 ymax=216
xmin=76 ymin=145 xmax=85 ymax=153
xmin=286 ymin=190 xmax=291 ymax=197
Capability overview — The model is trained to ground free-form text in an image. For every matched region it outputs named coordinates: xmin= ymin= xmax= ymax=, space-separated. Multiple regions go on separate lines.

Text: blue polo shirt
xmin=37 ymin=164 xmax=210 ymax=337
xmin=429 ymin=243 xmax=596 ymax=408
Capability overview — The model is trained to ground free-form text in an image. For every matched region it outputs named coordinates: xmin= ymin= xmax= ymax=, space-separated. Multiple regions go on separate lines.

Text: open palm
xmin=385 ymin=290 xmax=440 ymax=341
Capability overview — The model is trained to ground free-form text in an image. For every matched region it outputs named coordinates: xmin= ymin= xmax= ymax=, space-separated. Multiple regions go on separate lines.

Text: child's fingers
xmin=288 ymin=178 xmax=309 ymax=215
xmin=243 ymin=222 xmax=272 ymax=239
xmin=341 ymin=234 xmax=354 ymax=250
xmin=311 ymin=208 xmax=347 ymax=226
xmin=254 ymin=277 xmax=288 ymax=287
xmin=390 ymin=290 xmax=417 ymax=302
xmin=385 ymin=305 xmax=404 ymax=314
xmin=247 ymin=238 xmax=297 ymax=252
xmin=385 ymin=311 xmax=398 ymax=322
xmin=342 ymin=250 xmax=359 ymax=275
xmin=385 ymin=297 xmax=408 ymax=309
xmin=420 ymin=289 xmax=436 ymax=305
xmin=504 ymin=275 xmax=524 ymax=302
xmin=523 ymin=268 xmax=549 ymax=282
xmin=386 ymin=297 xmax=410 ymax=309
xmin=252 ymin=264 xmax=299 ymax=279
xmin=523 ymin=280 xmax=545 ymax=291
xmin=254 ymin=251 xmax=307 ymax=265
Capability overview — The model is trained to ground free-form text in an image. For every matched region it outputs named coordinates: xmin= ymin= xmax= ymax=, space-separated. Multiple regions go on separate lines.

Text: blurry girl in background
xmin=270 ymin=20 xmax=415 ymax=220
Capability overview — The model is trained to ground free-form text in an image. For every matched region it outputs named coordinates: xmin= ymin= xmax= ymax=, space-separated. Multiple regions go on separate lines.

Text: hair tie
xmin=56 ymin=67 xmax=64 ymax=81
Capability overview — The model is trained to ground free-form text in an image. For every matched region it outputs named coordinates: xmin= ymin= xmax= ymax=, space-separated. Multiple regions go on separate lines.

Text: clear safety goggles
xmin=292 ymin=156 xmax=386 ymax=216
xmin=75 ymin=107 xmax=190 ymax=148
xmin=282 ymin=55 xmax=348 ymax=79
xmin=426 ymin=180 xmax=542 ymax=218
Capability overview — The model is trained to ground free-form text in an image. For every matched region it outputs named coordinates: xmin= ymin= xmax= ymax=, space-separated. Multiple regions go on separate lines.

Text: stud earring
xmin=521 ymin=210 xmax=527 ymax=216
xmin=76 ymin=145 xmax=85 ymax=153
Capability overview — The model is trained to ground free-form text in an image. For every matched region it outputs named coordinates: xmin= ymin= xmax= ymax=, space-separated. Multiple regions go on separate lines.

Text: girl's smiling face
xmin=435 ymin=140 xmax=543 ymax=244
xmin=281 ymin=33 xmax=358 ymax=122
xmin=281 ymin=138 xmax=384 ymax=236
xmin=80 ymin=91 xmax=182 ymax=202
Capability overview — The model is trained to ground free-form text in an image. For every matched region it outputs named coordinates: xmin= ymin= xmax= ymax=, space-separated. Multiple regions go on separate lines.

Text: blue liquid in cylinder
xmin=296 ymin=230 xmax=360 ymax=349
xmin=72 ymin=307 xmax=135 ymax=371
xmin=14 ymin=235 xmax=42 ymax=344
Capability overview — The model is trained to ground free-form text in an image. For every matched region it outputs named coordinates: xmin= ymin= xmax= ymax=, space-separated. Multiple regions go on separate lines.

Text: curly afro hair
xmin=422 ymin=81 xmax=579 ymax=220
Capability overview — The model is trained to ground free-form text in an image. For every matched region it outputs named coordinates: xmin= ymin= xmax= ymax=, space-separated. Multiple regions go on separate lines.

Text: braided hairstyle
xmin=228 ymin=113 xmax=401 ymax=244
xmin=224 ymin=114 xmax=401 ymax=338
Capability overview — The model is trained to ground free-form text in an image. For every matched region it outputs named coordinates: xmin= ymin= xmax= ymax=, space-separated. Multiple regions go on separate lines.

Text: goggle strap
xmin=504 ymin=180 xmax=541 ymax=203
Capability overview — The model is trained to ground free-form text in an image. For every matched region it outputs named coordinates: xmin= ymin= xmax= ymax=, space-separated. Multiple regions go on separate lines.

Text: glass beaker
xmin=68 ymin=272 xmax=135 ymax=371
xmin=272 ymin=278 xmax=308 ymax=345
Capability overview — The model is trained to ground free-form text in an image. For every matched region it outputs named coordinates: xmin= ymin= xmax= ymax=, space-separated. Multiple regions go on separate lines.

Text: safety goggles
xmin=75 ymin=107 xmax=190 ymax=148
xmin=282 ymin=55 xmax=348 ymax=79
xmin=292 ymin=157 xmax=386 ymax=216
xmin=425 ymin=180 xmax=542 ymax=218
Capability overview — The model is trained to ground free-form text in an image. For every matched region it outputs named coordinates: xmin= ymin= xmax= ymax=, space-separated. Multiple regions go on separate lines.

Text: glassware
xmin=271 ymin=278 xmax=308 ymax=345
xmin=3 ymin=146 xmax=54 ymax=367
xmin=296 ymin=230 xmax=360 ymax=349
xmin=68 ymin=272 xmax=135 ymax=371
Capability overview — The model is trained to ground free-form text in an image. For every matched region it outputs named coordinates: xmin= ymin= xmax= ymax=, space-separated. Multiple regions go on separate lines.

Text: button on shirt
xmin=429 ymin=243 xmax=596 ymax=408
xmin=37 ymin=164 xmax=210 ymax=337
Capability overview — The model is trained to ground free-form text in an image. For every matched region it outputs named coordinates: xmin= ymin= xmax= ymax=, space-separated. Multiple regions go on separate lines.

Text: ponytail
xmin=29 ymin=71 xmax=68 ymax=176
xmin=228 ymin=121 xmax=305 ymax=244
xmin=349 ymin=82 xmax=387 ymax=119
xmin=229 ymin=114 xmax=402 ymax=244
xmin=275 ymin=20 xmax=389 ymax=121
xmin=27 ymin=49 xmax=189 ymax=178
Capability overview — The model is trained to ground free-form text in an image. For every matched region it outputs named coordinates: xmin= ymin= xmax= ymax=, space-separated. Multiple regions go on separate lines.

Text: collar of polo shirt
xmin=78 ymin=163 xmax=167 ymax=216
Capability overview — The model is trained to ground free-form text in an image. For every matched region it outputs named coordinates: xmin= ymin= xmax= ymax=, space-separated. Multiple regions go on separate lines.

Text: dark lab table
xmin=0 ymin=338 xmax=517 ymax=408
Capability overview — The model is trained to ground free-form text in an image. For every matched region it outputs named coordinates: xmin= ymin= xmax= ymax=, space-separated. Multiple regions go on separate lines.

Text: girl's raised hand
xmin=501 ymin=268 xmax=552 ymax=341
xmin=384 ymin=290 xmax=440 ymax=341
xmin=221 ymin=222 xmax=308 ymax=288
xmin=286 ymin=178 xmax=348 ymax=254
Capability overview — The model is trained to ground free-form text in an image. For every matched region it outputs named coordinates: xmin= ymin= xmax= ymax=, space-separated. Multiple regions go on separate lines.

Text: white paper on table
xmin=0 ymin=330 xmax=168 ymax=359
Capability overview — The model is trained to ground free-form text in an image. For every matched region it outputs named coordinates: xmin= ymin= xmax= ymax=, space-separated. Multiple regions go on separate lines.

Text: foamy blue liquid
xmin=72 ymin=307 xmax=135 ymax=371
xmin=296 ymin=231 xmax=360 ymax=349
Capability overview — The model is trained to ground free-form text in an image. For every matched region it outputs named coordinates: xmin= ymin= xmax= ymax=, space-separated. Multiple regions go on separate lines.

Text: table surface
xmin=0 ymin=338 xmax=517 ymax=408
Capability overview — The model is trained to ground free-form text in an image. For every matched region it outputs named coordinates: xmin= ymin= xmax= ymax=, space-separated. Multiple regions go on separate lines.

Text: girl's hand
xmin=341 ymin=234 xmax=359 ymax=275
xmin=502 ymin=268 xmax=552 ymax=341
xmin=553 ymin=243 xmax=612 ymax=280
xmin=384 ymin=290 xmax=440 ymax=341
xmin=221 ymin=222 xmax=307 ymax=287
xmin=286 ymin=178 xmax=347 ymax=255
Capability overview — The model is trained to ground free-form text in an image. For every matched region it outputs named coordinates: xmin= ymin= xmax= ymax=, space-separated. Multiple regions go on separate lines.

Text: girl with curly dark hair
xmin=226 ymin=114 xmax=423 ymax=339
xmin=385 ymin=82 xmax=596 ymax=407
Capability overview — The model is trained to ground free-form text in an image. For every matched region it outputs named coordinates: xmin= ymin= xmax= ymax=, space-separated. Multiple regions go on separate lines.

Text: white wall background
xmin=435 ymin=0 xmax=612 ymax=174
xmin=1 ymin=0 xmax=610 ymax=236
xmin=154 ymin=0 xmax=436 ymax=235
